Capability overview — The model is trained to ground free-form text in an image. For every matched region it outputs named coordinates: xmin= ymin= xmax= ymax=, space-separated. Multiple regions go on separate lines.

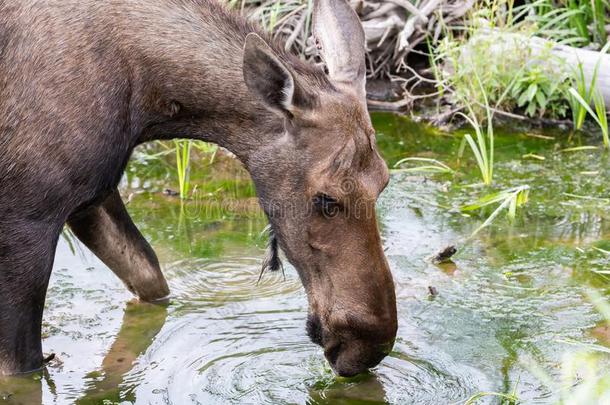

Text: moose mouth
xmin=306 ymin=313 xmax=394 ymax=377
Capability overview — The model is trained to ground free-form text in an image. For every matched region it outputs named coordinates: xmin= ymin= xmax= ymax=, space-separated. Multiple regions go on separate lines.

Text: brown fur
xmin=0 ymin=0 xmax=397 ymax=377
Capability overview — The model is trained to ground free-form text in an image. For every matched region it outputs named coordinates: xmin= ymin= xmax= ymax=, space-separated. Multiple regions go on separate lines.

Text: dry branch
xmin=242 ymin=0 xmax=474 ymax=80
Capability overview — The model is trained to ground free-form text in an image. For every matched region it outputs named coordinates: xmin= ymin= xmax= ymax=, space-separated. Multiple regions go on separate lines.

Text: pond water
xmin=2 ymin=113 xmax=609 ymax=404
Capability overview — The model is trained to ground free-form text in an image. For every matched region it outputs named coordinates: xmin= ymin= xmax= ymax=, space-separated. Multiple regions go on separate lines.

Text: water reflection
xmin=0 ymin=371 xmax=44 ymax=405
xmin=0 ymin=302 xmax=167 ymax=405
xmin=76 ymin=301 xmax=168 ymax=404
xmin=307 ymin=373 xmax=387 ymax=404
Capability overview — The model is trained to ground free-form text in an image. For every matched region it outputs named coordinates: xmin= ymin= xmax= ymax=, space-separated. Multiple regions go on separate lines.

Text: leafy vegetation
xmin=461 ymin=185 xmax=530 ymax=238
xmin=457 ymin=105 xmax=495 ymax=186
xmin=433 ymin=1 xmax=575 ymax=120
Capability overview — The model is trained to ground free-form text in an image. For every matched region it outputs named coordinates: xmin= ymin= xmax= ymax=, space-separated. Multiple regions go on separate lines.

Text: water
xmin=2 ymin=113 xmax=609 ymax=404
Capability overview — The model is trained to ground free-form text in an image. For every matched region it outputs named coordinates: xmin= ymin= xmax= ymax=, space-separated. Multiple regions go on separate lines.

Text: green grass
xmin=457 ymin=110 xmax=494 ymax=186
xmin=569 ymin=42 xmax=610 ymax=132
xmin=524 ymin=0 xmax=609 ymax=46
xmin=519 ymin=290 xmax=610 ymax=403
xmin=570 ymin=88 xmax=609 ymax=149
xmin=161 ymin=140 xmax=220 ymax=200
xmin=234 ymin=0 xmax=313 ymax=55
xmin=432 ymin=0 xmax=608 ymax=124
xmin=392 ymin=157 xmax=454 ymax=174
xmin=453 ymin=68 xmax=503 ymax=186
xmin=174 ymin=139 xmax=192 ymax=200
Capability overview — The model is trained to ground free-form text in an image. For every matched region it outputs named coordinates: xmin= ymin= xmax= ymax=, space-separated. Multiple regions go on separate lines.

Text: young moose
xmin=0 ymin=0 xmax=397 ymax=377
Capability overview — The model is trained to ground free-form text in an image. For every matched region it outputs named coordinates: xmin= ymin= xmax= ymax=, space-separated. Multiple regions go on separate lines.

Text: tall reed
xmin=174 ymin=139 xmax=192 ymax=199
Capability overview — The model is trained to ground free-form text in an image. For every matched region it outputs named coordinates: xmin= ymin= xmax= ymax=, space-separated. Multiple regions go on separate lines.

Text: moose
xmin=0 ymin=0 xmax=397 ymax=377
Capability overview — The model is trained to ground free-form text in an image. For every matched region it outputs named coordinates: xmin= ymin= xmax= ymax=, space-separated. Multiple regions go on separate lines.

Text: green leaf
xmin=526 ymin=102 xmax=537 ymax=117
xmin=517 ymin=89 xmax=530 ymax=107
xmin=535 ymin=90 xmax=547 ymax=108
xmin=527 ymin=83 xmax=539 ymax=102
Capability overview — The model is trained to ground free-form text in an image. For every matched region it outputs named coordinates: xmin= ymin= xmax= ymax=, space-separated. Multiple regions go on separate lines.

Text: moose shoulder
xmin=0 ymin=0 xmax=397 ymax=377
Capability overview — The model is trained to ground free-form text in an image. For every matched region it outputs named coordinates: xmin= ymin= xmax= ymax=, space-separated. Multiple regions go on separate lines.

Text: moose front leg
xmin=67 ymin=189 xmax=170 ymax=302
xmin=0 ymin=221 xmax=60 ymax=375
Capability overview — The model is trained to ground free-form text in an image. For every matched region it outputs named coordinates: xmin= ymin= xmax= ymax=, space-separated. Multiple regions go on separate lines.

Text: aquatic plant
xmin=569 ymin=87 xmax=609 ymax=149
xmin=464 ymin=389 xmax=518 ymax=405
xmin=457 ymin=108 xmax=494 ymax=186
xmin=569 ymin=41 xmax=610 ymax=132
xmin=392 ymin=157 xmax=454 ymax=174
xmin=174 ymin=139 xmax=192 ymax=199
xmin=461 ymin=185 xmax=530 ymax=238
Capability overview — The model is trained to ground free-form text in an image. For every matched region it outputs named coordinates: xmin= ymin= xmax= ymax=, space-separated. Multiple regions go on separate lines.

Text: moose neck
xmin=118 ymin=1 xmax=284 ymax=162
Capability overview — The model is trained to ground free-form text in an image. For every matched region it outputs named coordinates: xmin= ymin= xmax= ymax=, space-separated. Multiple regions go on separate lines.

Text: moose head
xmin=241 ymin=0 xmax=397 ymax=377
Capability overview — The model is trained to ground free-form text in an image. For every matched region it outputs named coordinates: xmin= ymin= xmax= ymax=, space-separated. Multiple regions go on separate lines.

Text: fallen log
xmin=550 ymin=43 xmax=610 ymax=106
xmin=456 ymin=31 xmax=610 ymax=106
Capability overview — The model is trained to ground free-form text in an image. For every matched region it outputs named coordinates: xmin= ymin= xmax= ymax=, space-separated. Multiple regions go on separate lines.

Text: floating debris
xmin=43 ymin=353 xmax=56 ymax=364
xmin=432 ymin=245 xmax=457 ymax=264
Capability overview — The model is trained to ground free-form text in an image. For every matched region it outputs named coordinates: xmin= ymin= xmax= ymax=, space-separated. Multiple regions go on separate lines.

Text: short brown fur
xmin=0 ymin=0 xmax=397 ymax=377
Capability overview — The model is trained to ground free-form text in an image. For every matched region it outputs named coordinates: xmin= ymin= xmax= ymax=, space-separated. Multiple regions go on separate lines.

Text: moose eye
xmin=313 ymin=193 xmax=340 ymax=217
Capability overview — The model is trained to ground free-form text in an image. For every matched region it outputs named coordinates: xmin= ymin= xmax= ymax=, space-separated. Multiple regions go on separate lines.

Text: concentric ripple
xmin=165 ymin=255 xmax=303 ymax=306
xmin=125 ymin=301 xmax=487 ymax=405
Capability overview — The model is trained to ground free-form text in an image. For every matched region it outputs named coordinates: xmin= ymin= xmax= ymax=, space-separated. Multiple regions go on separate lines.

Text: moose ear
xmin=243 ymin=33 xmax=300 ymax=116
xmin=313 ymin=0 xmax=366 ymax=94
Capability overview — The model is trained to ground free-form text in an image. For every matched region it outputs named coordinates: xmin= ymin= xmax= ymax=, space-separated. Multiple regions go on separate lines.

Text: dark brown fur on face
xmin=0 ymin=0 xmax=397 ymax=377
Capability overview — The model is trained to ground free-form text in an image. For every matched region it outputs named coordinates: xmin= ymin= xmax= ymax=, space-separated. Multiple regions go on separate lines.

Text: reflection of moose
xmin=0 ymin=301 xmax=167 ymax=405
xmin=0 ymin=0 xmax=397 ymax=377
xmin=75 ymin=301 xmax=168 ymax=404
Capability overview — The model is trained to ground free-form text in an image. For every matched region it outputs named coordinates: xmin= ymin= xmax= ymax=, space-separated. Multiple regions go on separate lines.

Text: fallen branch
xmin=367 ymin=97 xmax=413 ymax=111
xmin=397 ymin=0 xmax=443 ymax=54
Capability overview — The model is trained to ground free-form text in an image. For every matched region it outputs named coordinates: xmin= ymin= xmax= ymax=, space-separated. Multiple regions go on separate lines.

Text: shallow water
xmin=2 ymin=113 xmax=609 ymax=404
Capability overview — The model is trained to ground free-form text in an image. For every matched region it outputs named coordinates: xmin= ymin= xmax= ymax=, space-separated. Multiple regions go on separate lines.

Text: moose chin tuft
xmin=306 ymin=314 xmax=323 ymax=346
